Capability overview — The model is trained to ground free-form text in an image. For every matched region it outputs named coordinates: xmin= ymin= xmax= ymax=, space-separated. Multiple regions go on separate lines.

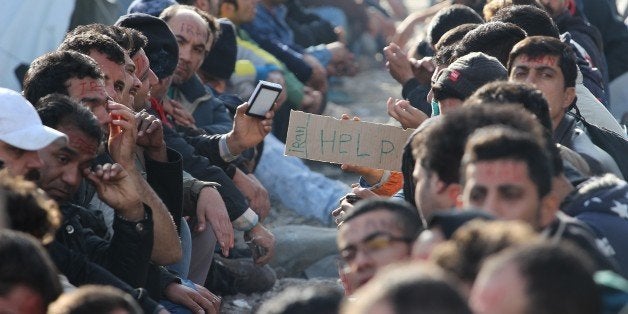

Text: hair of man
xmin=47 ymin=285 xmax=143 ymax=314
xmin=491 ymin=5 xmax=560 ymax=38
xmin=430 ymin=219 xmax=538 ymax=285
xmin=0 ymin=172 xmax=61 ymax=245
xmin=36 ymin=93 xmax=103 ymax=145
xmin=58 ymin=33 xmax=126 ymax=66
xmin=23 ymin=50 xmax=104 ymax=106
xmin=413 ymin=104 xmax=546 ymax=186
xmin=426 ymin=4 xmax=485 ymax=47
xmin=342 ymin=199 xmax=423 ymax=241
xmin=342 ymin=262 xmax=471 ymax=314
xmin=507 ymin=35 xmax=577 ymax=88
xmin=451 ymin=21 xmax=527 ymax=66
xmin=0 ymin=229 xmax=62 ymax=307
xmin=479 ymin=242 xmax=601 ymax=314
xmin=483 ymin=0 xmax=544 ymax=21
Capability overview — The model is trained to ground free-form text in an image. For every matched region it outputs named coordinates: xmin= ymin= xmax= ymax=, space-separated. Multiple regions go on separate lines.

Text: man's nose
xmin=24 ymin=151 xmax=43 ymax=170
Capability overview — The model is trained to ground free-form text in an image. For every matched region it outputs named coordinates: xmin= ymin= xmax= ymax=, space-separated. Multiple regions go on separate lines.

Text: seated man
xmin=337 ymin=199 xmax=422 ymax=294
xmin=0 ymin=88 xmax=66 ymax=179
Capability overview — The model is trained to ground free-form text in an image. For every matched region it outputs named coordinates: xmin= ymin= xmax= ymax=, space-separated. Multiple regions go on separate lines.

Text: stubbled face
xmin=132 ymin=48 xmax=158 ymax=111
xmin=236 ymin=0 xmax=259 ymax=24
xmin=337 ymin=210 xmax=411 ymax=289
xmin=37 ymin=124 xmax=99 ymax=203
xmin=462 ymin=159 xmax=543 ymax=228
xmin=87 ymin=50 xmax=126 ymax=104
xmin=166 ymin=10 xmax=213 ymax=85
xmin=0 ymin=141 xmax=43 ymax=180
xmin=509 ymin=54 xmax=575 ymax=130
xmin=470 ymin=263 xmax=529 ymax=314
xmin=65 ymin=77 xmax=112 ymax=128
xmin=122 ymin=52 xmax=141 ymax=108
xmin=413 ymin=162 xmax=449 ymax=219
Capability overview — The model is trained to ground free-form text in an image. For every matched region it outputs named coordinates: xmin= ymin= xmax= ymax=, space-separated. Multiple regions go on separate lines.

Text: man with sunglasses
xmin=336 ymin=199 xmax=422 ymax=294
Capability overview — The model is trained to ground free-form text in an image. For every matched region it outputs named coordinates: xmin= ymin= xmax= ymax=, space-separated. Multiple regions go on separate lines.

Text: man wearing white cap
xmin=0 ymin=88 xmax=66 ymax=179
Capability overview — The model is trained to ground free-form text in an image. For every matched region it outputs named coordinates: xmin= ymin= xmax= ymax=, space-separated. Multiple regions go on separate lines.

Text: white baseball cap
xmin=0 ymin=88 xmax=67 ymax=151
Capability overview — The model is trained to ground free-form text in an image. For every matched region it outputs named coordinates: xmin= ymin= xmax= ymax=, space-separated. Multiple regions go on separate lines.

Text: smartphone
xmin=245 ymin=80 xmax=283 ymax=119
xmin=110 ymin=113 xmax=122 ymax=137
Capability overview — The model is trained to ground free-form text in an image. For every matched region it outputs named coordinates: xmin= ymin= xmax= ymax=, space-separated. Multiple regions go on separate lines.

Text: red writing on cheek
xmin=521 ymin=55 xmax=557 ymax=67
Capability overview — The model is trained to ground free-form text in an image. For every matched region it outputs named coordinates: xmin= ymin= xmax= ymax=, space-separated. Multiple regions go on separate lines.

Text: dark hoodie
xmin=562 ymin=174 xmax=628 ymax=277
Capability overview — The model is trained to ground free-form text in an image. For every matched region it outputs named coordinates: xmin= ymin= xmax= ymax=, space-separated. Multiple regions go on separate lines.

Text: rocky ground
xmin=220 ymin=64 xmax=403 ymax=313
xmin=220 ymin=1 xmax=430 ymax=311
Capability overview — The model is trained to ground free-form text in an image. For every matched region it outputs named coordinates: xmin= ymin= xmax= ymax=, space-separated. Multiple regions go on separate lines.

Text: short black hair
xmin=434 ymin=23 xmax=481 ymax=66
xmin=415 ymin=104 xmax=545 ymax=185
xmin=36 ymin=94 xmax=103 ymax=144
xmin=491 ymin=5 xmax=560 ymax=38
xmin=508 ymin=36 xmax=577 ymax=88
xmin=484 ymin=242 xmax=600 ymax=314
xmin=451 ymin=21 xmax=527 ymax=66
xmin=461 ymin=125 xmax=552 ymax=198
xmin=343 ymin=199 xmax=423 ymax=239
xmin=465 ymin=81 xmax=565 ymax=177
xmin=23 ymin=50 xmax=104 ymax=105
xmin=0 ymin=230 xmax=62 ymax=307
xmin=427 ymin=4 xmax=484 ymax=47
xmin=58 ymin=33 xmax=126 ymax=66
xmin=257 ymin=285 xmax=343 ymax=314
xmin=483 ymin=0 xmax=544 ymax=21
xmin=466 ymin=81 xmax=552 ymax=131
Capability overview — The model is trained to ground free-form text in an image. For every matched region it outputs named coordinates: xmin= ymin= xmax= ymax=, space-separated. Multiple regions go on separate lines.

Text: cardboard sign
xmin=284 ymin=110 xmax=415 ymax=171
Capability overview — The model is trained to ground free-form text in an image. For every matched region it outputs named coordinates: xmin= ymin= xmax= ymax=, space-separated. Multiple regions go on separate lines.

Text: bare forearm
xmin=135 ymin=172 xmax=182 ymax=265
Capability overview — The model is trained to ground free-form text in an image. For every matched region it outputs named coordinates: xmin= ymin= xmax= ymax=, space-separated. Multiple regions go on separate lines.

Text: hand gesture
xmin=135 ymin=110 xmax=167 ymax=161
xmin=386 ymin=98 xmax=427 ymax=129
xmin=83 ymin=163 xmax=143 ymax=221
xmin=165 ymin=98 xmax=197 ymax=129
xmin=244 ymin=224 xmax=275 ymax=265
xmin=196 ymin=186 xmax=234 ymax=256
xmin=164 ymin=282 xmax=220 ymax=314
xmin=384 ymin=43 xmax=414 ymax=85
xmin=226 ymin=103 xmax=273 ymax=156
xmin=107 ymin=102 xmax=138 ymax=170
xmin=409 ymin=56 xmax=435 ymax=85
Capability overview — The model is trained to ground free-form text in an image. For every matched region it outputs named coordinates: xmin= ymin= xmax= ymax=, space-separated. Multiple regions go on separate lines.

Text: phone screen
xmin=249 ymin=88 xmax=279 ymax=116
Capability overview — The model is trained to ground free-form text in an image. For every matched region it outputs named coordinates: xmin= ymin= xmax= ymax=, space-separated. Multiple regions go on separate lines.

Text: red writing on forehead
xmin=179 ymin=22 xmax=207 ymax=42
xmin=65 ymin=130 xmax=99 ymax=157
xmin=520 ymin=55 xmax=558 ymax=66
xmin=475 ymin=160 xmax=526 ymax=181
xmin=79 ymin=81 xmax=105 ymax=96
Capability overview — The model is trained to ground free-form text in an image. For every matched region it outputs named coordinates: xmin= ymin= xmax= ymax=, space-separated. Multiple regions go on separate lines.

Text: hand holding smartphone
xmin=245 ymin=80 xmax=283 ymax=119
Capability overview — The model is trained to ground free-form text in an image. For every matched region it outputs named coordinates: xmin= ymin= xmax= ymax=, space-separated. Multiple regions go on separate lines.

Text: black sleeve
xmin=402 ymin=78 xmax=432 ymax=116
xmin=145 ymin=148 xmax=183 ymax=233
xmin=164 ymin=125 xmax=249 ymax=220
xmin=84 ymin=206 xmax=154 ymax=287
xmin=286 ymin=0 xmax=338 ymax=47
xmin=47 ymin=242 xmax=161 ymax=313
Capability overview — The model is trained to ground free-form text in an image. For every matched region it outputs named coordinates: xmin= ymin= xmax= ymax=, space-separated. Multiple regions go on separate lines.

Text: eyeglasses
xmin=339 ymin=232 xmax=413 ymax=269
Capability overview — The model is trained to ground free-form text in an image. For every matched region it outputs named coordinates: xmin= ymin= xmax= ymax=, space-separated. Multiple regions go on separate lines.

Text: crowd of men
xmin=0 ymin=0 xmax=627 ymax=313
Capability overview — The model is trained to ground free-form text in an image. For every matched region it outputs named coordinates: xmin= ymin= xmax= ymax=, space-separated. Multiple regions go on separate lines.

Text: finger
xmin=196 ymin=210 xmax=207 ymax=233
xmin=340 ymin=113 xmax=350 ymax=120
xmin=189 ymin=291 xmax=213 ymax=313
xmin=146 ymin=119 xmax=162 ymax=134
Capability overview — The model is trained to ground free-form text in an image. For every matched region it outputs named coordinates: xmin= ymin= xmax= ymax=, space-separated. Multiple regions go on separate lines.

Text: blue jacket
xmin=241 ymin=3 xmax=313 ymax=83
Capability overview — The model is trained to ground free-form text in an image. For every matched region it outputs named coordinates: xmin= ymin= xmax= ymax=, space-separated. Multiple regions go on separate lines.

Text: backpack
xmin=571 ymin=106 xmax=628 ymax=179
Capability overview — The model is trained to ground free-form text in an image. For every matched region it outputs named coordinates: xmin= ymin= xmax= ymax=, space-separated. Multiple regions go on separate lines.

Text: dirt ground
xmin=220 ymin=1 xmax=431 ymax=312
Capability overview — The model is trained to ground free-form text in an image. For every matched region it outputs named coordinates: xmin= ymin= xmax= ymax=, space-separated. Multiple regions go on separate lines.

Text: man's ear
xmin=561 ymin=86 xmax=576 ymax=110
xmin=538 ymin=192 xmax=559 ymax=228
